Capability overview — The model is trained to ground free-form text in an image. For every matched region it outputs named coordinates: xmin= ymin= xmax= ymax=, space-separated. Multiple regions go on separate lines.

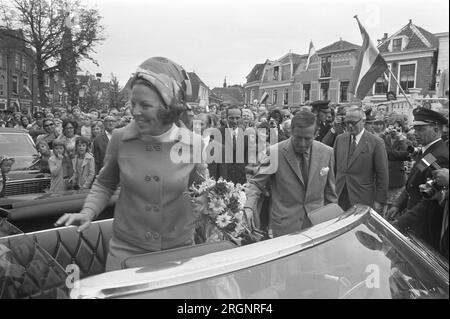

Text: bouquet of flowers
xmin=189 ymin=177 xmax=267 ymax=246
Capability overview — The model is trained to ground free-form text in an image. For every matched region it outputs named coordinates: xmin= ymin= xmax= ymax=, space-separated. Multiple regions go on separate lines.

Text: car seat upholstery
xmin=0 ymin=218 xmax=113 ymax=299
xmin=27 ymin=219 xmax=114 ymax=278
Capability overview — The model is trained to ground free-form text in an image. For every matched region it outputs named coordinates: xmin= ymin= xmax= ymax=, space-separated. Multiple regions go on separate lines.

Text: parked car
xmin=0 ymin=128 xmax=50 ymax=196
xmin=0 ymin=204 xmax=448 ymax=299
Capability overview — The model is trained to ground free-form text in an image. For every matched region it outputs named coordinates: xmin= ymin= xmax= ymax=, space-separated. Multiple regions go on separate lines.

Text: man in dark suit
xmin=334 ymin=106 xmax=389 ymax=213
xmin=208 ymin=106 xmax=249 ymax=185
xmin=312 ymin=100 xmax=332 ymax=142
xmin=388 ymin=108 xmax=449 ymax=252
xmin=93 ymin=115 xmax=116 ymax=174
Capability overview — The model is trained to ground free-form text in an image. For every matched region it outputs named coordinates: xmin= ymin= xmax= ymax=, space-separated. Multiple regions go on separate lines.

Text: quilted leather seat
xmin=0 ymin=218 xmax=113 ymax=299
xmin=0 ymin=220 xmax=69 ymax=299
xmin=28 ymin=219 xmax=114 ymax=279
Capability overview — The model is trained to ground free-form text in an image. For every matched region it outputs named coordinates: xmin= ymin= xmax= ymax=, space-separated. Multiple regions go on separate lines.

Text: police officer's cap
xmin=412 ymin=107 xmax=447 ymax=126
xmin=311 ymin=100 xmax=331 ymax=113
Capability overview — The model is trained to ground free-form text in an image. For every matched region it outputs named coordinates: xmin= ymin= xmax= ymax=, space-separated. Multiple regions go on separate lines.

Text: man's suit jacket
xmin=245 ymin=139 xmax=338 ymax=237
xmin=93 ymin=133 xmax=109 ymax=175
xmin=334 ymin=130 xmax=389 ymax=207
xmin=395 ymin=139 xmax=449 ymax=251
xmin=208 ymin=127 xmax=249 ymax=185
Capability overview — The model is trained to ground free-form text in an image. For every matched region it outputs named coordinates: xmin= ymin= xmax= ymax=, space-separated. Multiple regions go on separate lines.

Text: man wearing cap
xmin=28 ymin=111 xmax=46 ymax=141
xmin=312 ymin=100 xmax=332 ymax=142
xmin=388 ymin=108 xmax=449 ymax=252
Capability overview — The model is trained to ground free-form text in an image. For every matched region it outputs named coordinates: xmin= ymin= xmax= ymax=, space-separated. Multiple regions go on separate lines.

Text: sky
xmin=78 ymin=0 xmax=449 ymax=89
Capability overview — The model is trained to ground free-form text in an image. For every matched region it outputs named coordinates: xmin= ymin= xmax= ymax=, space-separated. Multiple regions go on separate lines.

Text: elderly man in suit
xmin=334 ymin=106 xmax=388 ymax=213
xmin=244 ymin=110 xmax=338 ymax=237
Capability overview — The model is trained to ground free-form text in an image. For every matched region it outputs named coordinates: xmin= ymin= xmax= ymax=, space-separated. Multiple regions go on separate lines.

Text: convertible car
xmin=0 ymin=204 xmax=448 ymax=299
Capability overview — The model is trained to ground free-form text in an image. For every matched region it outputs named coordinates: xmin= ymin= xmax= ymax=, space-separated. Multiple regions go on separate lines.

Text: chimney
xmin=409 ymin=19 xmax=412 ymax=25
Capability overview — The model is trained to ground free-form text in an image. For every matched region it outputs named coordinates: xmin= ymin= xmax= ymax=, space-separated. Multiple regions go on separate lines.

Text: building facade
xmin=0 ymin=28 xmax=67 ymax=114
xmin=295 ymin=39 xmax=360 ymax=104
xmin=243 ymin=62 xmax=267 ymax=106
xmin=368 ymin=20 xmax=440 ymax=102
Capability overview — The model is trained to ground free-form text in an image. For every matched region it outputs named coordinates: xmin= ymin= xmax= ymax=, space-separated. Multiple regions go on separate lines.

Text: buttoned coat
xmin=71 ymin=152 xmax=96 ymax=189
xmin=83 ymin=122 xmax=208 ymax=251
xmin=245 ymin=139 xmax=338 ymax=237
xmin=334 ymin=130 xmax=389 ymax=207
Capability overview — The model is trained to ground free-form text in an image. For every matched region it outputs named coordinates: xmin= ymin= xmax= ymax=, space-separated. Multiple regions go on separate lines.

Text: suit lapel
xmin=282 ymin=140 xmax=305 ymax=186
xmin=307 ymin=141 xmax=321 ymax=191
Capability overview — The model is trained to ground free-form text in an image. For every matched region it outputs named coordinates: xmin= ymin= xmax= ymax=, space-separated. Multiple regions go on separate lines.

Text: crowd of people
xmin=1 ymin=56 xmax=448 ymax=268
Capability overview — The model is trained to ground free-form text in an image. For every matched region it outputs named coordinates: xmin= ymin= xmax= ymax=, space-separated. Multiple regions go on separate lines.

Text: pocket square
xmin=320 ymin=167 xmax=329 ymax=176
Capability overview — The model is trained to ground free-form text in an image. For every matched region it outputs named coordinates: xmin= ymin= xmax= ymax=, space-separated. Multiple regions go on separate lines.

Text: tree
xmin=108 ymin=73 xmax=126 ymax=110
xmin=0 ymin=0 xmax=105 ymax=108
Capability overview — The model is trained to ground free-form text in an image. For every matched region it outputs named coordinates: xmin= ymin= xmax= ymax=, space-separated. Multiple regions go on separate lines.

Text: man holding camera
xmin=388 ymin=108 xmax=449 ymax=253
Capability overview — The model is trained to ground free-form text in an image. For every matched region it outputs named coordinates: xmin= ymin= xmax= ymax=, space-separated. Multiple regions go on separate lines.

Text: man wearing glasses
xmin=334 ymin=106 xmax=389 ymax=214
xmin=36 ymin=118 xmax=58 ymax=149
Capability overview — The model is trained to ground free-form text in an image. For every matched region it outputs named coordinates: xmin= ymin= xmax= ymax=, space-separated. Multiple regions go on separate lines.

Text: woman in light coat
xmin=57 ymin=57 xmax=207 ymax=271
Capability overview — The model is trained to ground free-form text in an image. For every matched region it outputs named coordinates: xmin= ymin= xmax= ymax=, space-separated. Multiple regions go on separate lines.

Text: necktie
xmin=349 ymin=135 xmax=357 ymax=158
xmin=300 ymin=152 xmax=309 ymax=186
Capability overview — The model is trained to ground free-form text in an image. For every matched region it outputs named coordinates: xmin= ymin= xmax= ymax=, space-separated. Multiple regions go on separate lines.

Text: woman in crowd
xmin=68 ymin=136 xmax=95 ymax=190
xmin=19 ymin=115 xmax=30 ymax=130
xmin=56 ymin=56 xmax=208 ymax=271
xmin=58 ymin=119 xmax=80 ymax=159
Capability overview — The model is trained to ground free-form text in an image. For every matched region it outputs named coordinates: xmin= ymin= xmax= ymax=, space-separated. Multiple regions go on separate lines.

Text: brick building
xmin=295 ymin=39 xmax=360 ymax=104
xmin=368 ymin=20 xmax=440 ymax=102
xmin=243 ymin=61 xmax=267 ymax=106
xmin=0 ymin=28 xmax=67 ymax=114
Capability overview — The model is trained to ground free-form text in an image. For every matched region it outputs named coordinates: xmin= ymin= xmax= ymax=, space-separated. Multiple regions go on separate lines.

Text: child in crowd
xmin=0 ymin=156 xmax=14 ymax=198
xmin=69 ymin=137 xmax=95 ymax=190
xmin=48 ymin=140 xmax=68 ymax=192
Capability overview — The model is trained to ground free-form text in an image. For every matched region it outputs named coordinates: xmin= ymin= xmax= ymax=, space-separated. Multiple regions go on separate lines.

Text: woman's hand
xmin=55 ymin=209 xmax=95 ymax=232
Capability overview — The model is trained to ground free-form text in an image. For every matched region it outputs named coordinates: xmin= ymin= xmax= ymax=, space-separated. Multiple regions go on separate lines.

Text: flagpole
xmin=386 ymin=67 xmax=415 ymax=109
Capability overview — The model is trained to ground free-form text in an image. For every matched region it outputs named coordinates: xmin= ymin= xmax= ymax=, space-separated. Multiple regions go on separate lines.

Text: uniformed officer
xmin=311 ymin=100 xmax=332 ymax=142
xmin=388 ymin=108 xmax=449 ymax=251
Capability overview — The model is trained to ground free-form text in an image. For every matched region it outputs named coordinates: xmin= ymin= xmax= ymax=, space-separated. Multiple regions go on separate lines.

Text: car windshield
xmin=134 ymin=215 xmax=449 ymax=299
xmin=0 ymin=134 xmax=38 ymax=170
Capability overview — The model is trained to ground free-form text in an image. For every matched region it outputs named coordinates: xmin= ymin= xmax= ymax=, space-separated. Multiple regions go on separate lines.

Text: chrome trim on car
xmin=70 ymin=205 xmax=373 ymax=299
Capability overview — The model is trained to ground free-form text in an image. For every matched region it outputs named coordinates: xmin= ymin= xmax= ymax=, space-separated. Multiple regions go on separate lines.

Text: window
xmin=45 ymin=74 xmax=50 ymax=87
xmin=23 ymin=77 xmax=31 ymax=95
xmin=339 ymin=81 xmax=350 ymax=102
xmin=15 ymin=55 xmax=20 ymax=69
xmin=399 ymin=64 xmax=415 ymax=93
xmin=303 ymin=83 xmax=311 ymax=102
xmin=392 ymin=38 xmax=402 ymax=52
xmin=12 ymin=75 xmax=19 ymax=94
xmin=283 ymin=88 xmax=289 ymax=105
xmin=320 ymin=56 xmax=331 ymax=78
xmin=22 ymin=59 xmax=27 ymax=72
xmin=250 ymin=89 xmax=255 ymax=103
xmin=272 ymin=89 xmax=278 ymax=104
xmin=0 ymin=75 xmax=5 ymax=96
xmin=320 ymin=82 xmax=329 ymax=100
xmin=273 ymin=66 xmax=279 ymax=81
